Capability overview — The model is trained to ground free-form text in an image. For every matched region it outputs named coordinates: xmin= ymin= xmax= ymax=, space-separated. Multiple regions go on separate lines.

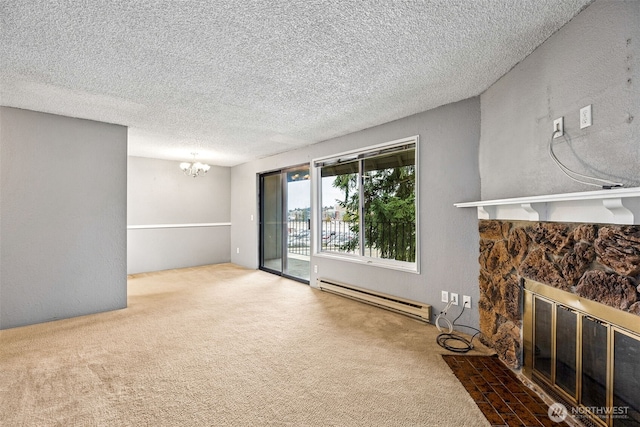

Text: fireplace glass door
xmin=555 ymin=306 xmax=577 ymax=397
xmin=581 ymin=316 xmax=607 ymax=412
xmin=533 ymin=297 xmax=552 ymax=380
xmin=613 ymin=330 xmax=640 ymax=426
xmin=532 ymin=298 xmax=578 ymax=398
xmin=525 ymin=281 xmax=640 ymax=427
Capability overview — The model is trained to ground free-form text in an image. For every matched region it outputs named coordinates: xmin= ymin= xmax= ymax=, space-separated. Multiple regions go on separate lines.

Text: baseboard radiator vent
xmin=318 ymin=279 xmax=431 ymax=323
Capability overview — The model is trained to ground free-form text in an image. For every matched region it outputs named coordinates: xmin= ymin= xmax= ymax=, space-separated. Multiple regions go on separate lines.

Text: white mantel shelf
xmin=454 ymin=187 xmax=640 ymax=225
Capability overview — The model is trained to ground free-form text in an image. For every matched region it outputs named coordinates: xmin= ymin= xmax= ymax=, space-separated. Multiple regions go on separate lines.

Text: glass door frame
xmin=259 ymin=164 xmax=311 ymax=284
xmin=259 ymin=170 xmax=284 ymax=277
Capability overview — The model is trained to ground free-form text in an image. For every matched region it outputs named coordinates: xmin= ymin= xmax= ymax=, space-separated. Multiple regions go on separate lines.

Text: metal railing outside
xmin=286 ymin=220 xmax=415 ymax=262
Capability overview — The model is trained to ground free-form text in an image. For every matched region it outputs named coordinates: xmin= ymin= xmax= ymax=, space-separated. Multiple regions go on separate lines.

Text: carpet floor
xmin=1 ymin=263 xmax=494 ymax=426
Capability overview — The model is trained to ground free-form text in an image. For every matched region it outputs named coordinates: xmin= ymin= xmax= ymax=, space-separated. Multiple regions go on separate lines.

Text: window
xmin=315 ymin=136 xmax=418 ymax=270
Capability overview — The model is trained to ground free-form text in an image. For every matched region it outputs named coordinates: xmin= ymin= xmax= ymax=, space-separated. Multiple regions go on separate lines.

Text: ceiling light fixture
xmin=179 ymin=153 xmax=211 ymax=178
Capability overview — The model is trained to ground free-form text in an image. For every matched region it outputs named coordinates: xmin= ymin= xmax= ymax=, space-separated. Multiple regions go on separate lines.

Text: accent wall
xmin=0 ymin=107 xmax=127 ymax=329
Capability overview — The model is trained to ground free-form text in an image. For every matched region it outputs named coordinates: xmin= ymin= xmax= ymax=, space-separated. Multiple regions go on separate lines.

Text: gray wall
xmin=127 ymin=156 xmax=231 ymax=274
xmin=0 ymin=107 xmax=127 ymax=330
xmin=231 ymin=98 xmax=481 ymax=326
xmin=480 ymin=0 xmax=640 ymax=199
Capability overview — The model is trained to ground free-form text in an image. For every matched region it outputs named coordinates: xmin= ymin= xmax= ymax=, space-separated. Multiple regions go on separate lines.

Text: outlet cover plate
xmin=553 ymin=117 xmax=564 ymax=138
xmin=580 ymin=105 xmax=592 ymax=129
xmin=441 ymin=291 xmax=449 ymax=303
xmin=463 ymin=295 xmax=472 ymax=308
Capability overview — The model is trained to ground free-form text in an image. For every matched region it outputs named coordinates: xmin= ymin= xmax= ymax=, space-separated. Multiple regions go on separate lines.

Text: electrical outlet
xmin=236 ymin=247 xmax=240 ymax=254
xmin=580 ymin=105 xmax=592 ymax=129
xmin=314 ymin=265 xmax=318 ymax=274
xmin=463 ymin=295 xmax=472 ymax=308
xmin=450 ymin=293 xmax=459 ymax=306
xmin=441 ymin=291 xmax=449 ymax=303
xmin=553 ymin=117 xmax=564 ymax=138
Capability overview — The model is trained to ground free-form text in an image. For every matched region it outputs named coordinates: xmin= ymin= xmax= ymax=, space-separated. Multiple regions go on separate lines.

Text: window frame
xmin=312 ymin=135 xmax=420 ymax=273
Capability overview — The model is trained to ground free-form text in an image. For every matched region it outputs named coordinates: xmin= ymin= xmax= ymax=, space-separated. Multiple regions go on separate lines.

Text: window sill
xmin=313 ymin=251 xmax=419 ymax=274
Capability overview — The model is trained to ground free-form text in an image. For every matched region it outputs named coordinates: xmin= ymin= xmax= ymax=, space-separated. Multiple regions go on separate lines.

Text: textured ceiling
xmin=0 ymin=0 xmax=592 ymax=166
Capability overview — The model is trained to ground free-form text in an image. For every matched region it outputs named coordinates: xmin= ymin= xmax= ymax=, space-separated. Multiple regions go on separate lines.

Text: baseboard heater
xmin=317 ymin=279 xmax=431 ymax=322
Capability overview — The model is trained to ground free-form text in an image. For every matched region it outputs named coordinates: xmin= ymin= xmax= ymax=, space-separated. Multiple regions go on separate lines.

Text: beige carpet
xmin=0 ymin=264 xmax=493 ymax=426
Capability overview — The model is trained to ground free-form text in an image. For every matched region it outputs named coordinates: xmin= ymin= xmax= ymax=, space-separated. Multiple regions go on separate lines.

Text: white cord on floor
xmin=435 ymin=301 xmax=454 ymax=334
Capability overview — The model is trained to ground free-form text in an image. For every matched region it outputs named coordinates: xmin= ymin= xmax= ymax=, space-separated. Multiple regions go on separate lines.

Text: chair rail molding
xmin=127 ymin=222 xmax=232 ymax=230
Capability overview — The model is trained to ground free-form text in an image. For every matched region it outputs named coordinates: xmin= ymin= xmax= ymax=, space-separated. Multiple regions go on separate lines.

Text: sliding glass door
xmin=260 ymin=172 xmax=283 ymax=273
xmin=259 ymin=165 xmax=310 ymax=282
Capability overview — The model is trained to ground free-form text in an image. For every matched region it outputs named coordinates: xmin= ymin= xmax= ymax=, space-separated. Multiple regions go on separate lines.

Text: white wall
xmin=231 ymin=98 xmax=481 ymax=326
xmin=480 ymin=0 xmax=640 ymax=199
xmin=0 ymin=107 xmax=127 ymax=330
xmin=127 ymin=156 xmax=231 ymax=274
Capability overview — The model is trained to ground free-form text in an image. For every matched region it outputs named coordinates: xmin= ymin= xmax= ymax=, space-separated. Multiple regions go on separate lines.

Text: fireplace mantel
xmin=455 ymin=187 xmax=640 ymax=225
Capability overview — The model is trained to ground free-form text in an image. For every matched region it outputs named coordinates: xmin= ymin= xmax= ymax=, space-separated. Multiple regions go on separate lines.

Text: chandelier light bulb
xmin=179 ymin=154 xmax=210 ymax=178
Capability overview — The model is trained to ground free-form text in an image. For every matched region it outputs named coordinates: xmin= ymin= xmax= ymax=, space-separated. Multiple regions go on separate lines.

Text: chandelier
xmin=179 ymin=153 xmax=211 ymax=178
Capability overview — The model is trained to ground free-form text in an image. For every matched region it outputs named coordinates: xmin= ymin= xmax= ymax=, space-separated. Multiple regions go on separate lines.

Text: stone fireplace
xmin=477 ymin=220 xmax=640 ymax=369
xmin=454 ymin=187 xmax=640 ymax=368
xmin=456 ymin=187 xmax=640 ymax=426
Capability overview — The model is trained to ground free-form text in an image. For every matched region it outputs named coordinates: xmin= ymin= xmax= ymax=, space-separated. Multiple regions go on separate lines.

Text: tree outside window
xmin=318 ymin=139 xmax=417 ymax=267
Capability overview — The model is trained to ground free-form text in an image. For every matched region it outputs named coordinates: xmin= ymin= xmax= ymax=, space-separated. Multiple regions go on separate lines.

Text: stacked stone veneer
xmin=478 ymin=220 xmax=640 ymax=369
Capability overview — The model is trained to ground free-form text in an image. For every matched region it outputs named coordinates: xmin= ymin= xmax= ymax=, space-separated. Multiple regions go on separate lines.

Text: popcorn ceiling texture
xmin=0 ymin=0 xmax=592 ymax=166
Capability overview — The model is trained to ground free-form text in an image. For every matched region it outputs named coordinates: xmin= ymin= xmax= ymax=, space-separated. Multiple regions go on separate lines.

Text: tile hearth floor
xmin=442 ymin=355 xmax=569 ymax=427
